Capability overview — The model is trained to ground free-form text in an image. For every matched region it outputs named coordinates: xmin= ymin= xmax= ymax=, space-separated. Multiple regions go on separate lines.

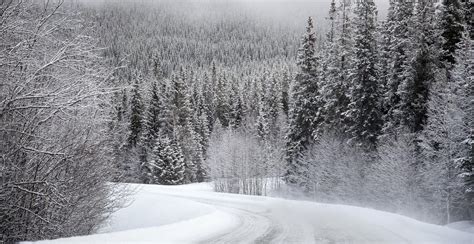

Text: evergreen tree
xmin=143 ymin=136 xmax=185 ymax=185
xmin=397 ymin=0 xmax=439 ymax=133
xmin=345 ymin=0 xmax=381 ymax=148
xmin=171 ymin=68 xmax=200 ymax=182
xmin=145 ymin=81 xmax=161 ymax=145
xmin=338 ymin=0 xmax=354 ymax=82
xmin=193 ymin=111 xmax=209 ymax=182
xmin=439 ymin=0 xmax=465 ymax=65
xmin=128 ymin=79 xmax=144 ymax=147
xmin=229 ymin=79 xmax=244 ymax=129
xmin=320 ymin=0 xmax=351 ymax=135
xmin=381 ymin=0 xmax=415 ymax=135
xmin=215 ymin=73 xmax=231 ymax=127
xmin=202 ymin=71 xmax=215 ymax=131
xmin=327 ymin=0 xmax=337 ymax=43
xmin=377 ymin=4 xmax=394 ymax=120
xmin=285 ymin=17 xmax=323 ymax=184
xmin=280 ymin=71 xmax=291 ymax=116
xmin=256 ymin=90 xmax=270 ymax=141
xmin=268 ymin=74 xmax=283 ymax=124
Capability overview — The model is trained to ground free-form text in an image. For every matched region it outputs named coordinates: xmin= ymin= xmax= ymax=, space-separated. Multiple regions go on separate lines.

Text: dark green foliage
xmin=285 ymin=17 xmax=323 ymax=183
xmin=346 ymin=0 xmax=382 ymax=148
xmin=128 ymin=80 xmax=144 ymax=147
xmin=439 ymin=0 xmax=465 ymax=65
xmin=144 ymin=136 xmax=185 ymax=185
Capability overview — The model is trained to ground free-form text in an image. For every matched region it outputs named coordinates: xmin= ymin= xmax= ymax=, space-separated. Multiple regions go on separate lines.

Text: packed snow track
xmin=28 ymin=183 xmax=474 ymax=244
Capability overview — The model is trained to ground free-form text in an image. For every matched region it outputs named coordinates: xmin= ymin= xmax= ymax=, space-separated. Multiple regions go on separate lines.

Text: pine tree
xmin=128 ymin=79 xmax=144 ymax=147
xmin=345 ymin=0 xmax=381 ymax=148
xmin=396 ymin=0 xmax=439 ymax=133
xmin=229 ymin=79 xmax=244 ymax=129
xmin=202 ymin=71 xmax=215 ymax=131
xmin=327 ymin=0 xmax=337 ymax=43
xmin=143 ymin=136 xmax=185 ymax=185
xmin=193 ymin=112 xmax=208 ymax=182
xmin=159 ymin=82 xmax=174 ymax=137
xmin=285 ymin=17 xmax=323 ymax=184
xmin=320 ymin=0 xmax=351 ymax=135
xmin=377 ymin=4 xmax=394 ymax=121
xmin=256 ymin=90 xmax=270 ymax=141
xmin=381 ymin=0 xmax=415 ymax=135
xmin=338 ymin=0 xmax=354 ymax=82
xmin=268 ymin=74 xmax=284 ymax=125
xmin=215 ymin=73 xmax=231 ymax=128
xmin=439 ymin=0 xmax=465 ymax=65
xmin=171 ymin=68 xmax=200 ymax=183
xmin=280 ymin=71 xmax=291 ymax=116
xmin=145 ymin=81 xmax=161 ymax=145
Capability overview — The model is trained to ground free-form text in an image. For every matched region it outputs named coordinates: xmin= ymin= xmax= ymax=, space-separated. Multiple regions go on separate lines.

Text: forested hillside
xmin=1 ymin=0 xmax=472 ymax=242
xmin=84 ymin=0 xmax=473 ymax=226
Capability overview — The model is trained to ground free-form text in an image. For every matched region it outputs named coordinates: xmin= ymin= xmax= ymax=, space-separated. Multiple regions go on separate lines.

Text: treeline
xmin=0 ymin=1 xmax=122 ymax=243
xmin=285 ymin=0 xmax=473 ymax=225
xmin=108 ymin=61 xmax=293 ymax=186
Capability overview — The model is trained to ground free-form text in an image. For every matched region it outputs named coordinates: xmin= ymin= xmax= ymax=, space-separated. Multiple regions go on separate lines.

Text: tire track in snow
xmin=144 ymin=187 xmax=472 ymax=244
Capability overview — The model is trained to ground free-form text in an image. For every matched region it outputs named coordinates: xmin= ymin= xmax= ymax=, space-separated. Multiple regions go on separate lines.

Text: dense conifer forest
xmin=1 ymin=0 xmax=472 ymax=242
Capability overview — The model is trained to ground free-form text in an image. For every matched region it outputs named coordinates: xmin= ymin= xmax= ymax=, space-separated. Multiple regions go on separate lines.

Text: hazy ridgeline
xmin=78 ymin=0 xmax=388 ymax=76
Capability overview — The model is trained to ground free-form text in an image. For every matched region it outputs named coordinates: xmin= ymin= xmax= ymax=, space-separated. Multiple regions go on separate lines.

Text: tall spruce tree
xmin=381 ymin=0 xmax=415 ymax=135
xmin=128 ymin=79 xmax=144 ymax=147
xmin=145 ymin=81 xmax=161 ymax=145
xmin=215 ymin=73 xmax=231 ymax=128
xmin=171 ymin=68 xmax=200 ymax=183
xmin=256 ymin=88 xmax=270 ymax=141
xmin=285 ymin=17 xmax=322 ymax=184
xmin=320 ymin=0 xmax=351 ymax=135
xmin=397 ymin=0 xmax=439 ymax=133
xmin=281 ymin=71 xmax=291 ymax=116
xmin=202 ymin=71 xmax=215 ymax=131
xmin=229 ymin=79 xmax=244 ymax=129
xmin=345 ymin=0 xmax=381 ymax=148
xmin=143 ymin=136 xmax=185 ymax=185
xmin=439 ymin=0 xmax=465 ymax=65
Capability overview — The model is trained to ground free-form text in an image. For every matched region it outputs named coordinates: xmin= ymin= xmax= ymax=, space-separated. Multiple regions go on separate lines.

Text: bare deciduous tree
xmin=0 ymin=1 xmax=122 ymax=242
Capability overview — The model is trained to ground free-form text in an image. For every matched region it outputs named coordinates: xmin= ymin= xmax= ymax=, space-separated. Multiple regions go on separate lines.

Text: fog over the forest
xmin=80 ymin=0 xmax=390 ymax=31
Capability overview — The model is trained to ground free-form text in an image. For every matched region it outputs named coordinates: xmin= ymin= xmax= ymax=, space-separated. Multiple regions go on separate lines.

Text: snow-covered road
xmin=31 ymin=183 xmax=474 ymax=244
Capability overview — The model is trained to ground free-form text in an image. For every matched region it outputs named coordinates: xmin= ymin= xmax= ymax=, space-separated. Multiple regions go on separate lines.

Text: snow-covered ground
xmin=447 ymin=221 xmax=474 ymax=234
xmin=27 ymin=183 xmax=474 ymax=244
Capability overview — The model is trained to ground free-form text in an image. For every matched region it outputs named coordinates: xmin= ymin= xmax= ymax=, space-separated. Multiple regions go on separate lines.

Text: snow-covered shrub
xmin=367 ymin=131 xmax=421 ymax=216
xmin=299 ymin=132 xmax=366 ymax=204
xmin=206 ymin=125 xmax=284 ymax=196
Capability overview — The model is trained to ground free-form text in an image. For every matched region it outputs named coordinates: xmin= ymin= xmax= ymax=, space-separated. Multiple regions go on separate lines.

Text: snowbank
xmin=25 ymin=183 xmax=239 ymax=244
xmin=447 ymin=221 xmax=474 ymax=234
xmin=25 ymin=183 xmax=474 ymax=244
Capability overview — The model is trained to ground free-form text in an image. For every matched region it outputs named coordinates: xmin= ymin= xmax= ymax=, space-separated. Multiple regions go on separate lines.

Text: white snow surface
xmin=447 ymin=221 xmax=474 ymax=234
xmin=27 ymin=183 xmax=474 ymax=244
